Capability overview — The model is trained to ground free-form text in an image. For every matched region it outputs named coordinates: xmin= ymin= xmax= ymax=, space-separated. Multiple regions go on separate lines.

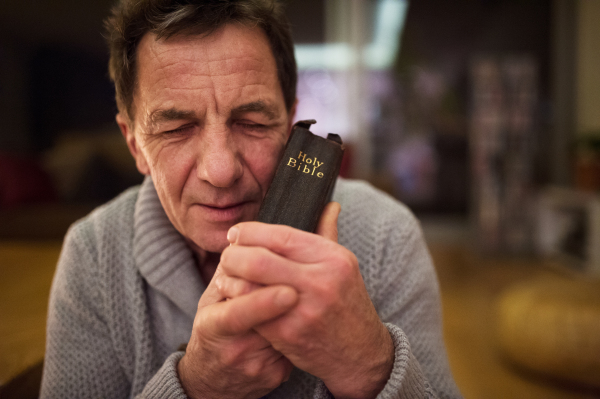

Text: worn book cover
xmin=257 ymin=119 xmax=345 ymax=233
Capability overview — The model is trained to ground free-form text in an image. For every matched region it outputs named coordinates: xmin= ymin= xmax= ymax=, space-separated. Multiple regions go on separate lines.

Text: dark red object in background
xmin=0 ymin=153 xmax=56 ymax=208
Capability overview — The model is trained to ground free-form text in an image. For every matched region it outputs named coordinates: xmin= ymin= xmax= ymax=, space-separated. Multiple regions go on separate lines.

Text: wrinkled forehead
xmin=134 ymin=25 xmax=285 ymax=126
xmin=137 ymin=25 xmax=279 ymax=92
xmin=131 ymin=23 xmax=283 ymax=123
xmin=138 ymin=28 xmax=274 ymax=79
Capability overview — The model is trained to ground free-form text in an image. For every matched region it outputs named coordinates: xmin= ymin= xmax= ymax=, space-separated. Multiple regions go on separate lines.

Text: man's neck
xmin=185 ymin=238 xmax=221 ymax=285
xmin=199 ymin=252 xmax=220 ymax=286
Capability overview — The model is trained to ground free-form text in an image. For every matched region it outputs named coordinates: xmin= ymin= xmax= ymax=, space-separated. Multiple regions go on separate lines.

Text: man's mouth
xmin=196 ymin=201 xmax=254 ymax=222
xmin=203 ymin=202 xmax=244 ymax=209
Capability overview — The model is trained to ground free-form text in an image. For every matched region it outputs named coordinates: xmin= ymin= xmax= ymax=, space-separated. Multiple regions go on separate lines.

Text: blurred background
xmin=1 ymin=0 xmax=600 ymax=397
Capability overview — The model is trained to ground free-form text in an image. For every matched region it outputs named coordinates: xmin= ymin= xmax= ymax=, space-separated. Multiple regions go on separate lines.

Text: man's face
xmin=118 ymin=23 xmax=294 ymax=253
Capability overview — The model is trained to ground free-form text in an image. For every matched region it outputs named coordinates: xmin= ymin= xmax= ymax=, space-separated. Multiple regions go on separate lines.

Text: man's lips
xmin=202 ymin=202 xmax=245 ymax=209
xmin=194 ymin=201 xmax=255 ymax=222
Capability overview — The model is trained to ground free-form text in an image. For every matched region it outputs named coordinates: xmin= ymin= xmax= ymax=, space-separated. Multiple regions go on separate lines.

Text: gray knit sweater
xmin=41 ymin=177 xmax=461 ymax=398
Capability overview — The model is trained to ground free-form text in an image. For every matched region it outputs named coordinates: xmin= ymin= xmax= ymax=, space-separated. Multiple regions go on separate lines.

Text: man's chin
xmin=187 ymin=231 xmax=229 ymax=254
xmin=184 ymin=219 xmax=239 ymax=252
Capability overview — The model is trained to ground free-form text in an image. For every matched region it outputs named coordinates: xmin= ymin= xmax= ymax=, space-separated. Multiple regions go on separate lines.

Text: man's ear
xmin=286 ymin=99 xmax=298 ymax=137
xmin=116 ymin=113 xmax=150 ymax=175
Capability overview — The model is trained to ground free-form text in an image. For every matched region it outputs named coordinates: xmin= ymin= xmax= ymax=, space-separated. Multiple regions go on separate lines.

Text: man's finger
xmin=208 ymin=285 xmax=298 ymax=336
xmin=226 ymin=221 xmax=338 ymax=263
xmin=216 ymin=273 xmax=263 ymax=298
xmin=315 ymin=202 xmax=340 ymax=242
xmin=220 ymin=245 xmax=302 ymax=287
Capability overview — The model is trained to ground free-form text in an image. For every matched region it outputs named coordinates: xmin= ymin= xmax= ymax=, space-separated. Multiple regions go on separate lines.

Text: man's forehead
xmin=137 ymin=24 xmax=273 ymax=73
xmin=136 ymin=25 xmax=278 ymax=92
xmin=131 ymin=23 xmax=285 ymax=127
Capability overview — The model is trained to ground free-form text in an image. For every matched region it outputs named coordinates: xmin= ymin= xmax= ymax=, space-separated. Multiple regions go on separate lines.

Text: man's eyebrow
xmin=148 ymin=108 xmax=197 ymax=128
xmin=232 ymin=101 xmax=280 ymax=120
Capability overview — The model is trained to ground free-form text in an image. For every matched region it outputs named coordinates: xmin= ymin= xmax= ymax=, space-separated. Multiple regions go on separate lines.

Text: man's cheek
xmin=151 ymin=145 xmax=195 ymax=181
xmin=248 ymin=144 xmax=284 ymax=185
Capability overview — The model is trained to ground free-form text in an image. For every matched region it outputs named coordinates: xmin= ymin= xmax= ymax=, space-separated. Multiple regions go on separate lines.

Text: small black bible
xmin=256 ymin=119 xmax=345 ymax=233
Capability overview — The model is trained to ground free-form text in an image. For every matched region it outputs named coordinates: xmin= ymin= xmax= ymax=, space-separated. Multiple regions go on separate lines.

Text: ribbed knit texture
xmin=41 ymin=177 xmax=462 ymax=398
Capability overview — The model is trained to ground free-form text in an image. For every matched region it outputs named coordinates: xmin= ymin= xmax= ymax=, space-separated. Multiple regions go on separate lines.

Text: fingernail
xmin=227 ymin=226 xmax=239 ymax=243
xmin=275 ymin=287 xmax=297 ymax=308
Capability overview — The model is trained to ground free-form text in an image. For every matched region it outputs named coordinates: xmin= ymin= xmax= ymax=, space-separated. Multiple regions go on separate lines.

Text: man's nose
xmin=196 ymin=128 xmax=243 ymax=188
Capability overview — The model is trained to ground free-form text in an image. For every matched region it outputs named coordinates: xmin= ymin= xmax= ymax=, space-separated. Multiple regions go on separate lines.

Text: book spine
xmin=257 ymin=120 xmax=344 ymax=233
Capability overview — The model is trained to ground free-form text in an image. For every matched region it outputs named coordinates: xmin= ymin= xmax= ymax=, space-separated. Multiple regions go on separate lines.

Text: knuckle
xmin=232 ymin=278 xmax=251 ymax=296
xmin=275 ymin=226 xmax=296 ymax=251
xmin=220 ymin=279 xmax=234 ymax=298
xmin=277 ymin=324 xmax=298 ymax=346
xmin=309 ymin=276 xmax=332 ymax=296
xmin=228 ymin=278 xmax=241 ymax=296
xmin=299 ymin=304 xmax=324 ymax=327
xmin=330 ymin=251 xmax=358 ymax=281
xmin=306 ymin=267 xmax=348 ymax=307
xmin=214 ymin=275 xmax=224 ymax=293
xmin=222 ymin=277 xmax=235 ymax=296
xmin=306 ymin=273 xmax=340 ymax=306
xmin=247 ymin=248 xmax=270 ymax=277
xmin=220 ymin=346 xmax=240 ymax=367
xmin=243 ymin=360 xmax=263 ymax=378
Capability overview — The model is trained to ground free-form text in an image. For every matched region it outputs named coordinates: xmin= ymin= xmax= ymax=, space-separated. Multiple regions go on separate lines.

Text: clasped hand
xmin=178 ymin=203 xmax=394 ymax=399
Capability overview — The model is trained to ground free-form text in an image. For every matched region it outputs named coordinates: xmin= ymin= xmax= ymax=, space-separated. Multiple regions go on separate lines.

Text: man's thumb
xmin=316 ymin=201 xmax=341 ymax=242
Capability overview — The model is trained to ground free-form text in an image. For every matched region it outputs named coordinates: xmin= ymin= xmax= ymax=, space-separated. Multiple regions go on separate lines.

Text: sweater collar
xmin=133 ymin=176 xmax=205 ymax=319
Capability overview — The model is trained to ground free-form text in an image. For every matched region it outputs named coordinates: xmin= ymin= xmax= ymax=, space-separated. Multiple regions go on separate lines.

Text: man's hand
xmin=217 ymin=203 xmax=395 ymax=399
xmin=177 ymin=265 xmax=298 ymax=399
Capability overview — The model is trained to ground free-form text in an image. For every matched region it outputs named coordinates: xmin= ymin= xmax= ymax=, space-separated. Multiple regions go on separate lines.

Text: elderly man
xmin=41 ymin=1 xmax=461 ymax=398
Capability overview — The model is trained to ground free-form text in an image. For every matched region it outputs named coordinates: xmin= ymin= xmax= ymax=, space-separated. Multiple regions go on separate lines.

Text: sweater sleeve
xmin=371 ymin=213 xmax=462 ymax=399
xmin=41 ymin=223 xmax=131 ymax=398
xmin=40 ymin=222 xmax=189 ymax=399
xmin=135 ymin=352 xmax=187 ymax=398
